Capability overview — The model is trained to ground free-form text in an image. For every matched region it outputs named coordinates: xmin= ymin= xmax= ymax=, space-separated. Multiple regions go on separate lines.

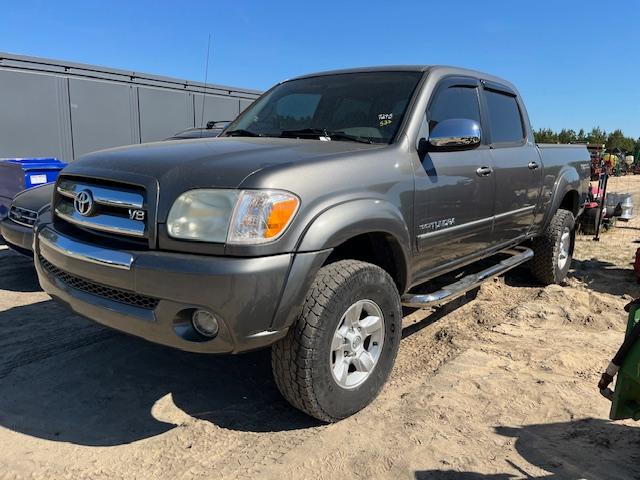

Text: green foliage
xmin=558 ymin=129 xmax=577 ymax=143
xmin=587 ymin=127 xmax=607 ymax=145
xmin=606 ymin=129 xmax=635 ymax=153
xmin=533 ymin=128 xmax=558 ymax=143
xmin=534 ymin=126 xmax=639 ymax=156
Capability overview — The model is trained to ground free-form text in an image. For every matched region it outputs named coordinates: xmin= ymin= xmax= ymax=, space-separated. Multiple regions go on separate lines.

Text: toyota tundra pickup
xmin=34 ymin=66 xmax=589 ymax=421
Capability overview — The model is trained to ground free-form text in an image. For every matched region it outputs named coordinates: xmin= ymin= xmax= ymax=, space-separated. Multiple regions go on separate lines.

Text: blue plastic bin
xmin=0 ymin=158 xmax=68 ymax=219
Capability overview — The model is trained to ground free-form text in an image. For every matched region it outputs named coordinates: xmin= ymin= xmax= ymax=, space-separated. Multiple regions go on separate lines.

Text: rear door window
xmin=484 ymin=90 xmax=524 ymax=144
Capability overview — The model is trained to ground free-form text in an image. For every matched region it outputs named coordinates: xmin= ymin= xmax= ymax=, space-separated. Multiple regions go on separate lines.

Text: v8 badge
xmin=128 ymin=209 xmax=145 ymax=221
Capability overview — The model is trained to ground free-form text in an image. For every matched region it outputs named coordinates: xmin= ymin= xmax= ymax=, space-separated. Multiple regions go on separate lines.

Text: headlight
xmin=228 ymin=190 xmax=300 ymax=244
xmin=167 ymin=190 xmax=239 ymax=242
xmin=166 ymin=189 xmax=299 ymax=244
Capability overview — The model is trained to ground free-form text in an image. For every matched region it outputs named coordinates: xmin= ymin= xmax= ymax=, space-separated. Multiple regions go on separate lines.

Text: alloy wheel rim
xmin=558 ymin=227 xmax=571 ymax=270
xmin=330 ymin=299 xmax=385 ymax=389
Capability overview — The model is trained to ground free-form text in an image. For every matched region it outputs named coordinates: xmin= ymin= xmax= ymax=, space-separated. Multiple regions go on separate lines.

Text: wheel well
xmin=559 ymin=190 xmax=579 ymax=217
xmin=324 ymin=232 xmax=407 ymax=293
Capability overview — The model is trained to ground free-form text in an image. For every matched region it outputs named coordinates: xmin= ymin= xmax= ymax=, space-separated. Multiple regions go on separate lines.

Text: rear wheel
xmin=271 ymin=260 xmax=402 ymax=422
xmin=530 ymin=208 xmax=575 ymax=285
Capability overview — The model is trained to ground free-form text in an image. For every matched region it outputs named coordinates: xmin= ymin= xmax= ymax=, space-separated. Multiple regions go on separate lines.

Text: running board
xmin=401 ymin=246 xmax=534 ymax=309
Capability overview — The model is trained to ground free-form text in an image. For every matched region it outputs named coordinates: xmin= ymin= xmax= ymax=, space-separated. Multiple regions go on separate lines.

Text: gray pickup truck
xmin=34 ymin=66 xmax=589 ymax=421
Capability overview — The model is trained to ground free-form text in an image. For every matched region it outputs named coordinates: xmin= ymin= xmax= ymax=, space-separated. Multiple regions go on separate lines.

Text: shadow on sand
xmin=415 ymin=418 xmax=640 ymax=479
xmin=0 ymin=248 xmax=40 ymax=293
xmin=0 ymin=296 xmax=318 ymax=447
xmin=570 ymin=258 xmax=637 ymax=298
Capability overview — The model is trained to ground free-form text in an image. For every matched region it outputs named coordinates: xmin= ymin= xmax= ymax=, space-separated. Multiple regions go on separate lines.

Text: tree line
xmin=533 ymin=127 xmax=640 ymax=155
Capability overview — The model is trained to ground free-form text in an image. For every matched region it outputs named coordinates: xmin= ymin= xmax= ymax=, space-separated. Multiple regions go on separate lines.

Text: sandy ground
xmin=1 ymin=176 xmax=639 ymax=480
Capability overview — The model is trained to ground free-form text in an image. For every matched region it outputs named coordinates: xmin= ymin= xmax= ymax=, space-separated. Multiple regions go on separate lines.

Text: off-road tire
xmin=271 ymin=260 xmax=402 ymax=422
xmin=530 ymin=208 xmax=575 ymax=285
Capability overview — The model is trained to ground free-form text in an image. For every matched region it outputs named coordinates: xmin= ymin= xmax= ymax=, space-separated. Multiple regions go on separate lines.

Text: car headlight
xmin=228 ymin=190 xmax=300 ymax=244
xmin=167 ymin=189 xmax=299 ymax=244
xmin=167 ymin=190 xmax=239 ymax=242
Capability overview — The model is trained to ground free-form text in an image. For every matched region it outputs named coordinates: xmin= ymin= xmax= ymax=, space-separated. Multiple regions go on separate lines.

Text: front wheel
xmin=530 ymin=208 xmax=575 ymax=285
xmin=271 ymin=260 xmax=402 ymax=422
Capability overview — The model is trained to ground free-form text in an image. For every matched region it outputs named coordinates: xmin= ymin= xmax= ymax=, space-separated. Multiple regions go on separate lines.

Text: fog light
xmin=191 ymin=310 xmax=219 ymax=338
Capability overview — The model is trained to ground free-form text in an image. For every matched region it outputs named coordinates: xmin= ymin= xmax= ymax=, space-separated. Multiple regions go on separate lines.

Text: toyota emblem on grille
xmin=74 ymin=189 xmax=95 ymax=216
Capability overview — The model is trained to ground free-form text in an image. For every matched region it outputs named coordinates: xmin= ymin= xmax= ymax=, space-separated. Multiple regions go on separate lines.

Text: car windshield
xmin=223 ymin=71 xmax=423 ymax=144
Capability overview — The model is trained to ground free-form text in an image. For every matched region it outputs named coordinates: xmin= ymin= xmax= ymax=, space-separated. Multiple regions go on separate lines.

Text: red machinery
xmin=577 ymin=171 xmax=623 ymax=236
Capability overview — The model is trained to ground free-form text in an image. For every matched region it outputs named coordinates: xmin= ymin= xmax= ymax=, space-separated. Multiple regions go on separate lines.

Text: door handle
xmin=476 ymin=166 xmax=493 ymax=177
xmin=528 ymin=161 xmax=539 ymax=170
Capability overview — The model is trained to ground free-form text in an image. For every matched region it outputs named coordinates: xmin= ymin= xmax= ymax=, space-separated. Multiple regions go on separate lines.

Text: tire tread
xmin=530 ymin=208 xmax=574 ymax=285
xmin=271 ymin=260 xmax=394 ymax=422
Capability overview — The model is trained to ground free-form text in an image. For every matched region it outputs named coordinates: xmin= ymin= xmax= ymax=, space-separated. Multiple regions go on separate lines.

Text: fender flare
xmin=298 ymin=198 xmax=412 ymax=257
xmin=542 ymin=167 xmax=581 ymax=230
xmin=298 ymin=198 xmax=412 ymax=289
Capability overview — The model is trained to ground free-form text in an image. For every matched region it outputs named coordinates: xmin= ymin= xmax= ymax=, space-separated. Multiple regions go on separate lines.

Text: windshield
xmin=223 ymin=71 xmax=423 ymax=144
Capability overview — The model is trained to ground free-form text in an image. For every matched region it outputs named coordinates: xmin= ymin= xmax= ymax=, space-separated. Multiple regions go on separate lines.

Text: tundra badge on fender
xmin=419 ymin=217 xmax=456 ymax=232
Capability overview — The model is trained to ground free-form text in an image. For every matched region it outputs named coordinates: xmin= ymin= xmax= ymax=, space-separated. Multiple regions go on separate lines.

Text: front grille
xmin=9 ymin=205 xmax=38 ymax=227
xmin=53 ymin=176 xmax=148 ymax=245
xmin=39 ymin=256 xmax=159 ymax=310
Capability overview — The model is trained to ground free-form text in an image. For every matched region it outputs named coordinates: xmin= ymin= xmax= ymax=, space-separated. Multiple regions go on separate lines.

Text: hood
xmin=13 ymin=183 xmax=55 ymax=212
xmin=64 ymin=137 xmax=377 ymax=191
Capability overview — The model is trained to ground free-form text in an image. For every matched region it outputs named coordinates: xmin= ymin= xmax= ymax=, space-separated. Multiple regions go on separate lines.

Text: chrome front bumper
xmin=39 ymin=227 xmax=133 ymax=270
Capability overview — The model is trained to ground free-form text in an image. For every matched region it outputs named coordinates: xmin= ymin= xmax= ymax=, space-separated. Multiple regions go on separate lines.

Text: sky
xmin=3 ymin=0 xmax=639 ymax=138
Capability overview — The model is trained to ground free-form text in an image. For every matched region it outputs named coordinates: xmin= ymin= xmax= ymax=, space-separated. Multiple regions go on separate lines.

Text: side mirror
xmin=425 ymin=118 xmax=481 ymax=151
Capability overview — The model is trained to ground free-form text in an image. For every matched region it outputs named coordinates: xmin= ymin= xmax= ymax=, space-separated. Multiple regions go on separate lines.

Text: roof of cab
xmin=287 ymin=65 xmax=518 ymax=94
xmin=290 ymin=65 xmax=431 ymax=80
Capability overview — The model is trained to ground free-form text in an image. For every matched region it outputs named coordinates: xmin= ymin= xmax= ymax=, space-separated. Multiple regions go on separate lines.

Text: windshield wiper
xmin=280 ymin=128 xmax=374 ymax=144
xmin=224 ymin=129 xmax=262 ymax=137
xmin=327 ymin=131 xmax=374 ymax=145
xmin=280 ymin=128 xmax=328 ymax=138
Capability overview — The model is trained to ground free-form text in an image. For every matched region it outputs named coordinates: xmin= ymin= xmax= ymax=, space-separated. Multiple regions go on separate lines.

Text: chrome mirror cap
xmin=427 ymin=118 xmax=481 ymax=150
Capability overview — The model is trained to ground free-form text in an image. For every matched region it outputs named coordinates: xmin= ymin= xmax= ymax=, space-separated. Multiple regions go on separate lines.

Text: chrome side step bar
xmin=401 ymin=246 xmax=534 ymax=309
